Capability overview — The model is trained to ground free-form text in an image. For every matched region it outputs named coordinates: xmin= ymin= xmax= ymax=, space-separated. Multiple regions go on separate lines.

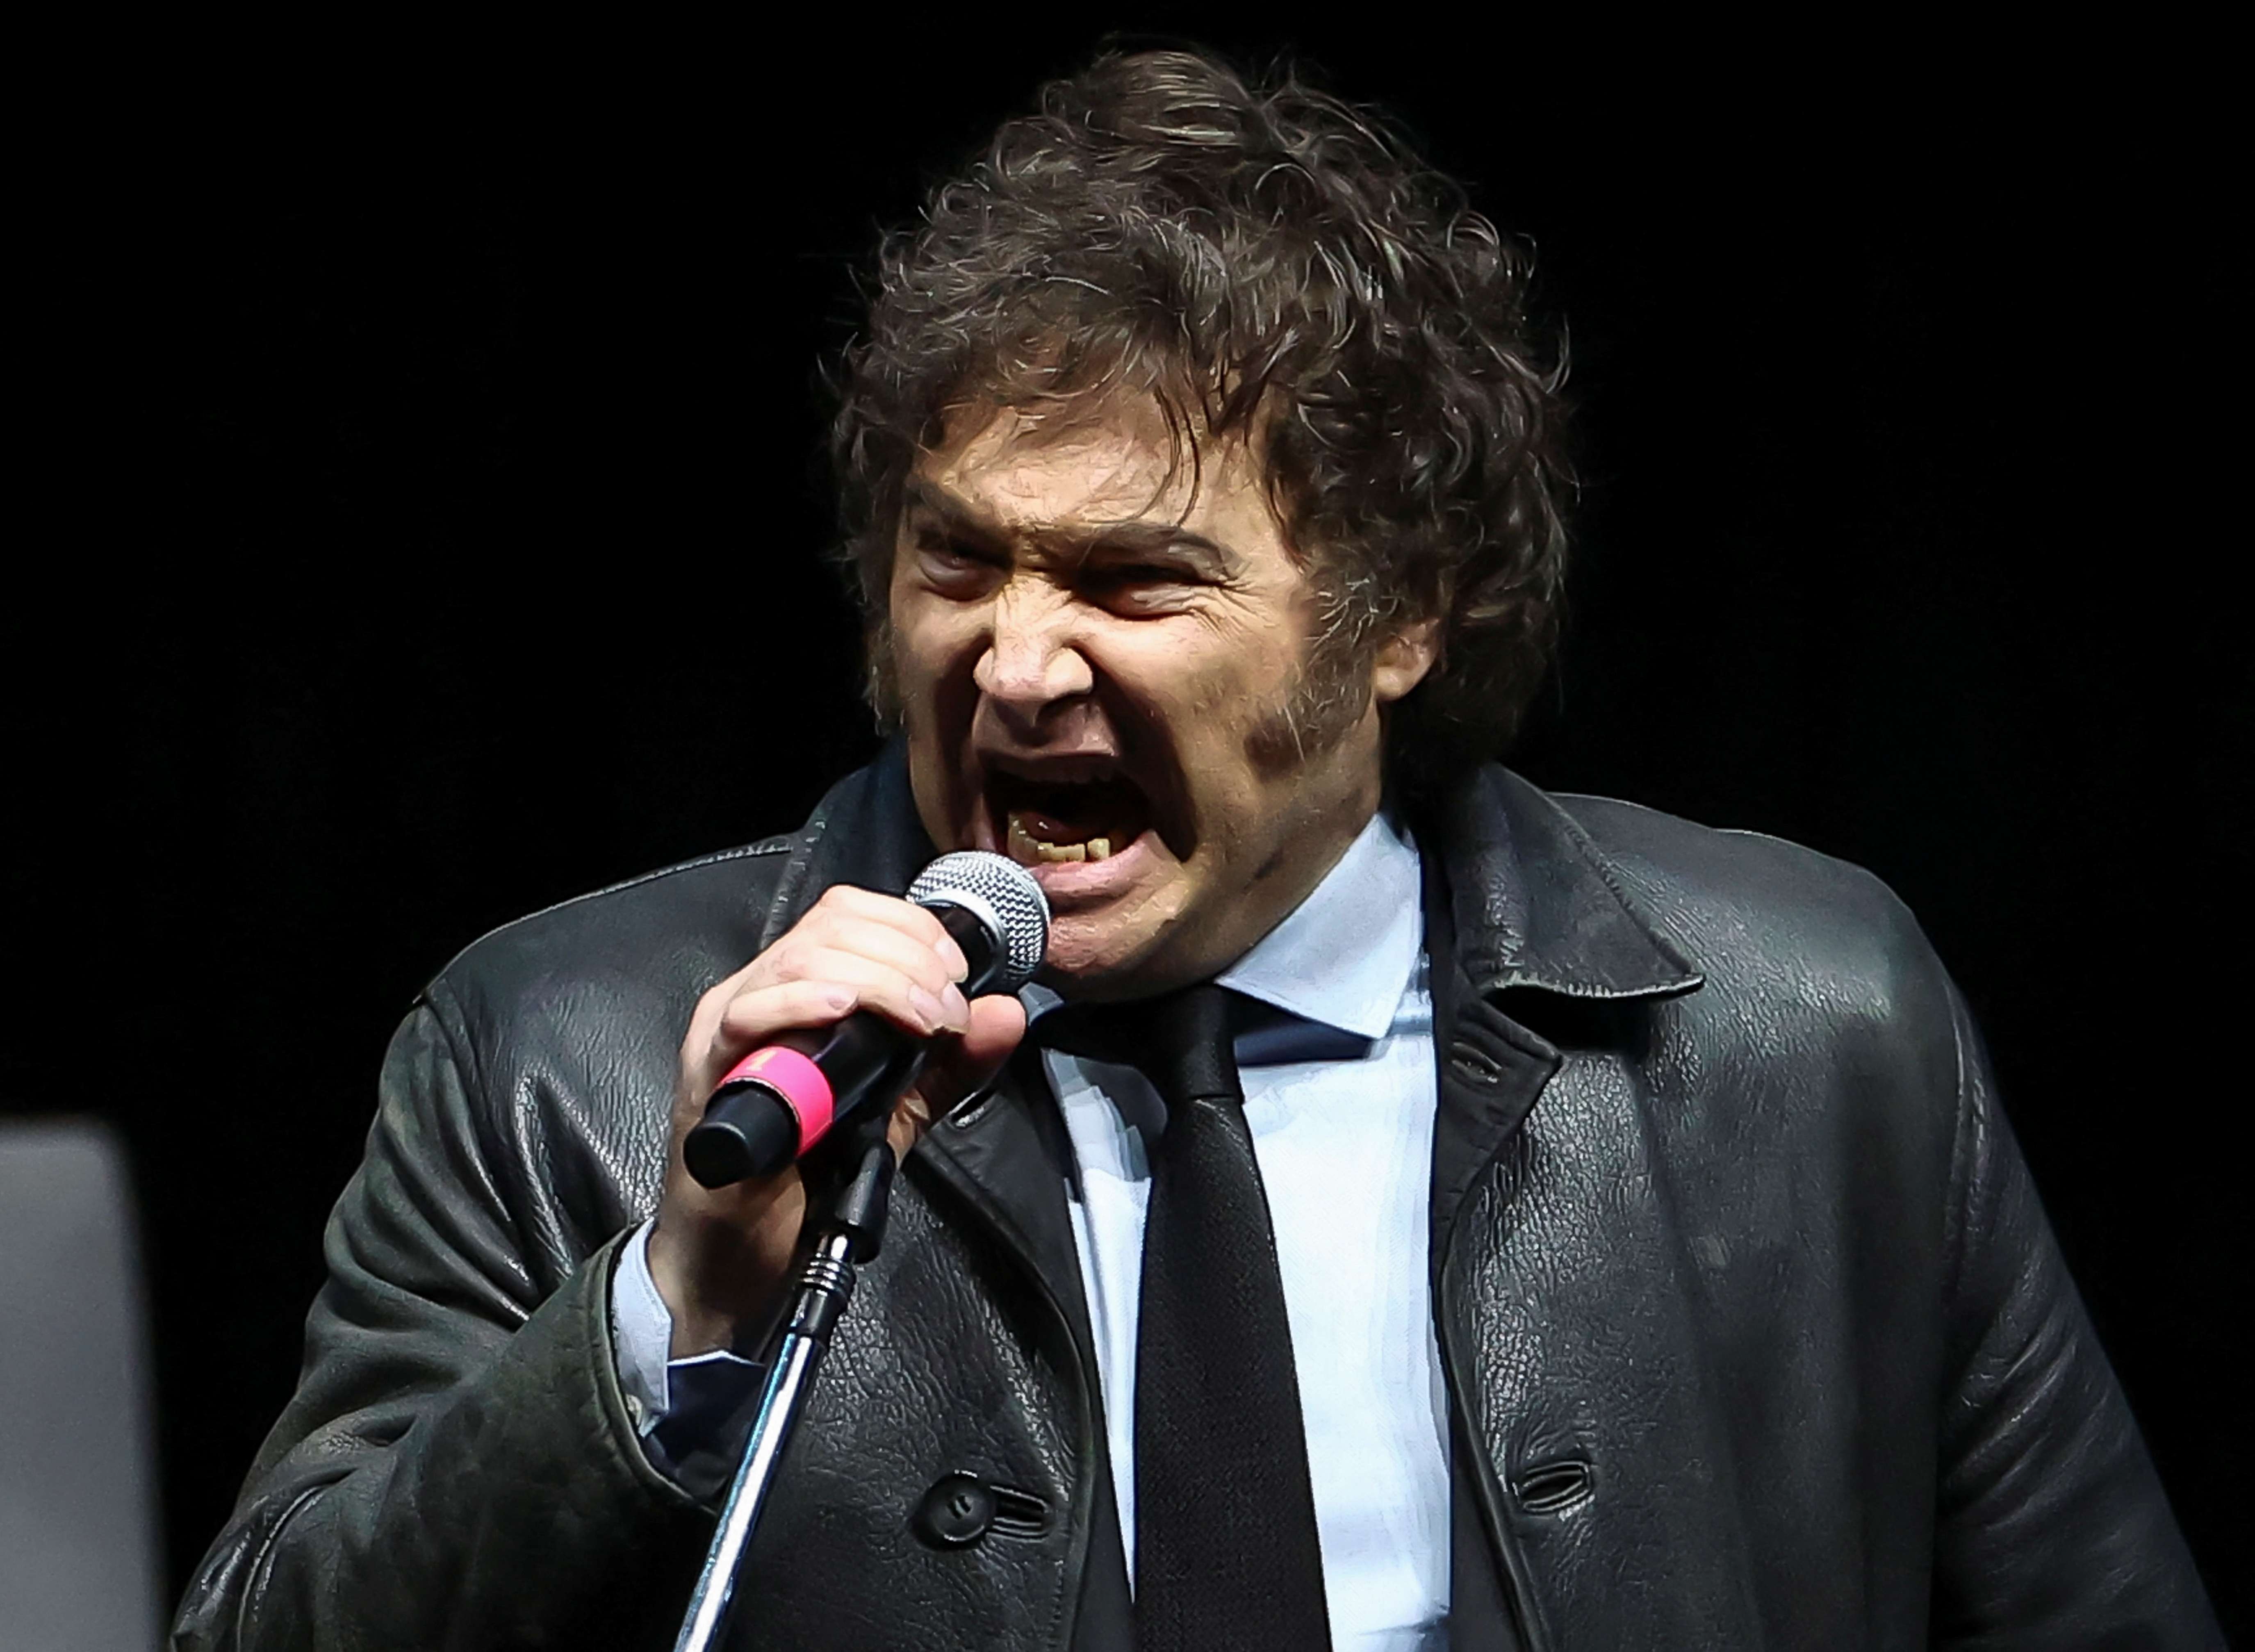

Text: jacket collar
xmin=1423 ymin=764 xmax=1702 ymax=1005
xmin=1415 ymin=766 xmax=1702 ymax=1299
xmin=754 ymin=738 xmax=937 ymax=951
xmin=758 ymin=742 xmax=1704 ymax=1005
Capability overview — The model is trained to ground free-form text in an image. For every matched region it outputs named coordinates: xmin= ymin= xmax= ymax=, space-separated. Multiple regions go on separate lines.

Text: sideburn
xmin=1244 ymin=627 xmax=1378 ymax=777
xmin=863 ymin=613 xmax=903 ymax=727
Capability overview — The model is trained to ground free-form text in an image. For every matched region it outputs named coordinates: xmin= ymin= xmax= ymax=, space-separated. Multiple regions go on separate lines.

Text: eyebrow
xmin=902 ymin=476 xmax=1238 ymax=576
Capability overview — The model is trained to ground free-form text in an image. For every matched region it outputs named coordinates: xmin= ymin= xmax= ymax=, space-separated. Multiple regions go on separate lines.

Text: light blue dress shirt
xmin=615 ymin=809 xmax=1448 ymax=1649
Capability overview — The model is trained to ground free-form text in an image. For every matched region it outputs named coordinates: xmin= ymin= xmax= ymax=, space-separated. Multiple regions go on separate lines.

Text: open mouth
xmin=986 ymin=763 xmax=1155 ymax=867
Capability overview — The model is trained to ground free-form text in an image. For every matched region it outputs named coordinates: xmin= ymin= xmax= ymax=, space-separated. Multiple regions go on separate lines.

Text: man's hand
xmin=647 ymin=885 xmax=1027 ymax=1358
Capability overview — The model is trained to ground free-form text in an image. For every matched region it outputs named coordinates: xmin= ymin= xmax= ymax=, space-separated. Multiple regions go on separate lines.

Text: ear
xmin=1370 ymin=617 xmax=1441 ymax=706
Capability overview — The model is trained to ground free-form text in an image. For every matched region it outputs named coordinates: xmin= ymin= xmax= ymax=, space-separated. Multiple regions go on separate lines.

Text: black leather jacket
xmin=174 ymin=752 xmax=2220 ymax=1649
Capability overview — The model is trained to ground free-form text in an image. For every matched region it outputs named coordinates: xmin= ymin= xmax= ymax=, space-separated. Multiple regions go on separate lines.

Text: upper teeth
xmin=1008 ymin=813 xmax=1112 ymax=864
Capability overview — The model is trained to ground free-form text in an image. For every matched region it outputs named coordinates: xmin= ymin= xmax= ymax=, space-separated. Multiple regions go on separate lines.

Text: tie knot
xmin=1035 ymin=981 xmax=1242 ymax=1107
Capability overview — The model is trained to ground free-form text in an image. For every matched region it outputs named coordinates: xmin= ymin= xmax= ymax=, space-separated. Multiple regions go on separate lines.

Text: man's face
xmin=888 ymin=396 xmax=1433 ymax=996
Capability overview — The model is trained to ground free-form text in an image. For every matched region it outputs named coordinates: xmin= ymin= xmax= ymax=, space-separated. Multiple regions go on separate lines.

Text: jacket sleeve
xmin=1929 ymin=987 xmax=2222 ymax=1648
xmin=171 ymin=997 xmax=712 ymax=1652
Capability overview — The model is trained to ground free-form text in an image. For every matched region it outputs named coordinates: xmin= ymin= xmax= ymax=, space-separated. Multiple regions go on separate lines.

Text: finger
xmin=959 ymin=992 xmax=1027 ymax=1069
xmin=682 ymin=978 xmax=859 ymax=1100
xmin=680 ymin=955 xmax=769 ymax=1065
xmin=762 ymin=914 xmax=967 ymax=999
xmin=806 ymin=886 xmax=969 ymax=979
xmin=784 ymin=946 xmax=969 ymax=1033
xmin=913 ymin=993 xmax=1030 ymax=1117
xmin=719 ymin=952 xmax=967 ymax=1052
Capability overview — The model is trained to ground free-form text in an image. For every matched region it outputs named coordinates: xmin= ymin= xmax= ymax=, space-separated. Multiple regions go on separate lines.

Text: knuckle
xmin=773 ymin=941 xmax=848 ymax=987
xmin=818 ymin=884 xmax=879 ymax=920
xmin=853 ymin=974 xmax=905 ymax=1012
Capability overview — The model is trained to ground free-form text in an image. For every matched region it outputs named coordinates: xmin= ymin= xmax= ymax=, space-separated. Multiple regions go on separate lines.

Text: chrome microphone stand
xmin=671 ymin=1125 xmax=896 ymax=1652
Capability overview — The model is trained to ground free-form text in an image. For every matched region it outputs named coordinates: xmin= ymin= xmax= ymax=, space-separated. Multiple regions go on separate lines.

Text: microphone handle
xmin=683 ymin=904 xmax=1001 ymax=1188
xmin=685 ymin=1015 xmax=928 ymax=1188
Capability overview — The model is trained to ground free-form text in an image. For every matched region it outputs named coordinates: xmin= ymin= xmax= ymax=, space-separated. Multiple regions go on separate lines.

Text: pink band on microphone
xmin=720 ymin=1045 xmax=836 ymax=1153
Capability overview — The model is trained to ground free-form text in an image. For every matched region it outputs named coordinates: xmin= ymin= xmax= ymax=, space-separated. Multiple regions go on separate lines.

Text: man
xmin=175 ymin=48 xmax=2219 ymax=1651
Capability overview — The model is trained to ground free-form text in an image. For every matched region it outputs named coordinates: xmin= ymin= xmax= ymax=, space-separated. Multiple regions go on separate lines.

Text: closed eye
xmin=1075 ymin=558 xmax=1210 ymax=615
xmin=916 ymin=526 xmax=998 ymax=561
xmin=914 ymin=531 xmax=1006 ymax=595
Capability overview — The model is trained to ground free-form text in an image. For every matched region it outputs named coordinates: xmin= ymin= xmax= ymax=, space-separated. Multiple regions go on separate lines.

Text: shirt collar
xmin=1020 ymin=808 xmax=1423 ymax=1041
xmin=1215 ymin=808 xmax=1422 ymax=1041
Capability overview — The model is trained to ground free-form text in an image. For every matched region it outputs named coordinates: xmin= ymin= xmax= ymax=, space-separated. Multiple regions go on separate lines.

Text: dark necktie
xmin=1043 ymin=984 xmax=1335 ymax=1652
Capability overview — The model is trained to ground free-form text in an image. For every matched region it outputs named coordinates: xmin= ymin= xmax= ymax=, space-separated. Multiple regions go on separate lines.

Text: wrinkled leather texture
xmin=173 ymin=750 xmax=2221 ymax=1650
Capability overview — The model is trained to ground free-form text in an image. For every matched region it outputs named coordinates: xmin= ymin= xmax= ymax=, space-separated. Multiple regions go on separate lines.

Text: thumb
xmin=893 ymin=993 xmax=1028 ymax=1142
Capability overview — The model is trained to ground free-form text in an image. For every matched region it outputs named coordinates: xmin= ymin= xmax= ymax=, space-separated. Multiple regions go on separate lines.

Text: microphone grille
xmin=908 ymin=851 xmax=1051 ymax=993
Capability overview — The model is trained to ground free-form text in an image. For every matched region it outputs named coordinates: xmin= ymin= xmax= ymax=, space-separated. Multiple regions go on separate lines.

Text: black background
xmin=9 ymin=19 xmax=2244 ymax=1636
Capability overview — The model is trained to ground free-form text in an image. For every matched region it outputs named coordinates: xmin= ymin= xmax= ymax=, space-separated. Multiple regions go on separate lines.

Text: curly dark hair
xmin=831 ymin=46 xmax=1570 ymax=798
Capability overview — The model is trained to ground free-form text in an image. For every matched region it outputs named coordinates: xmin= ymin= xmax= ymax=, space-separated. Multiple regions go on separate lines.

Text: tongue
xmin=1000 ymin=775 xmax=1152 ymax=849
xmin=1021 ymin=808 xmax=1103 ymax=845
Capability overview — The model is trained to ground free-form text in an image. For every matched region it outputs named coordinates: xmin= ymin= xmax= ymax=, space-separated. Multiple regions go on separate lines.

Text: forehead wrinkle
xmin=924 ymin=388 xmax=1221 ymax=515
xmin=902 ymin=474 xmax=1008 ymax=544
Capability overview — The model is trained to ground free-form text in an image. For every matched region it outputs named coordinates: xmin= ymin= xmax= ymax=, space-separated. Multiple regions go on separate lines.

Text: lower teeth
xmin=1007 ymin=814 xmax=1114 ymax=864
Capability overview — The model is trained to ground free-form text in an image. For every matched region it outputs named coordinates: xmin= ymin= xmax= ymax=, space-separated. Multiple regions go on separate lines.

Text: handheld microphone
xmin=682 ymin=851 xmax=1050 ymax=1189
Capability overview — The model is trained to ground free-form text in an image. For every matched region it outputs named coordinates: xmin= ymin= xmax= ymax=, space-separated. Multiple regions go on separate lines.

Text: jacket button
xmin=914 ymin=1472 xmax=997 ymax=1548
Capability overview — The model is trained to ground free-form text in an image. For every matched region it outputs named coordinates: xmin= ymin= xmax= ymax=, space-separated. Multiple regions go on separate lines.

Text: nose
xmin=973 ymin=577 xmax=1094 ymax=728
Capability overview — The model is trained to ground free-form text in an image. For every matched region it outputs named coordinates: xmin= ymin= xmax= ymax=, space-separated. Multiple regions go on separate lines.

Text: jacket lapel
xmin=1432 ymin=766 xmax=1702 ymax=1003
xmin=1424 ymin=766 xmax=1702 ymax=1271
xmin=1421 ymin=767 xmax=1704 ymax=1652
xmin=760 ymin=747 xmax=1126 ymax=1648
xmin=918 ymin=1053 xmax=1132 ymax=1652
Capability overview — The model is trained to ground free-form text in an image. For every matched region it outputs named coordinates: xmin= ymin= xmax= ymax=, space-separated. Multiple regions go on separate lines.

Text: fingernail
xmin=940 ymin=983 xmax=969 ymax=1028
xmin=909 ymin=986 xmax=946 ymax=1029
xmin=934 ymin=934 xmax=968 ymax=980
